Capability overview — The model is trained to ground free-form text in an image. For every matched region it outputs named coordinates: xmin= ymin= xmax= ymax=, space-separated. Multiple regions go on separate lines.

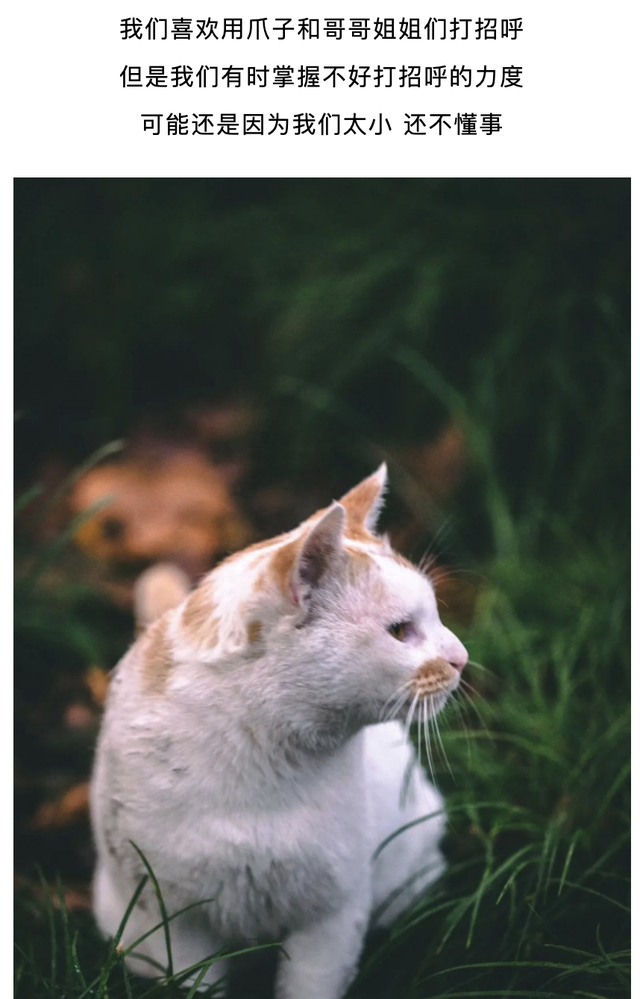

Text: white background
xmin=5 ymin=0 xmax=636 ymax=979
xmin=4 ymin=1 xmax=637 ymax=176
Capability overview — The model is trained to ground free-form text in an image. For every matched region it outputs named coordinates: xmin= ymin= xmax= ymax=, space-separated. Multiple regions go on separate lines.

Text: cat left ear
xmin=339 ymin=462 xmax=388 ymax=534
xmin=291 ymin=502 xmax=346 ymax=606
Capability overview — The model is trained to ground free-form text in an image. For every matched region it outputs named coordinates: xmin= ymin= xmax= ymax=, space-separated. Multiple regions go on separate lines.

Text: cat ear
xmin=339 ymin=463 xmax=388 ymax=534
xmin=291 ymin=502 xmax=346 ymax=605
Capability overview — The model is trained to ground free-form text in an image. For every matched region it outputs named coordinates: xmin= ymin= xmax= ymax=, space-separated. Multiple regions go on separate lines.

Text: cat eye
xmin=388 ymin=621 xmax=409 ymax=642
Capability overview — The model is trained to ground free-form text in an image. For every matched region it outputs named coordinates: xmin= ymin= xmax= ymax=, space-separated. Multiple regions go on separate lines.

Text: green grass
xmin=15 ymin=497 xmax=629 ymax=997
xmin=14 ymin=177 xmax=629 ymax=996
xmin=353 ymin=535 xmax=630 ymax=999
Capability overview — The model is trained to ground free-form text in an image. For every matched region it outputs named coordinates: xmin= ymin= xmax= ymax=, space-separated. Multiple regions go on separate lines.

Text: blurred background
xmin=14 ymin=179 xmax=629 ymax=998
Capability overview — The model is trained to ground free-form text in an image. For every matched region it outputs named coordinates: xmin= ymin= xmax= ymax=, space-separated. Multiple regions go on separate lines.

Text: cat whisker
xmin=431 ymin=697 xmax=455 ymax=782
xmin=422 ymin=699 xmax=432 ymax=785
xmin=404 ymin=692 xmax=420 ymax=738
xmin=466 ymin=658 xmax=496 ymax=679
xmin=459 ymin=676 xmax=489 ymax=707
xmin=456 ymin=684 xmax=490 ymax=732
xmin=421 ymin=517 xmax=454 ymax=565
xmin=431 ymin=560 xmax=471 ymax=577
xmin=379 ymin=680 xmax=413 ymax=723
xmin=418 ymin=551 xmax=438 ymax=576
xmin=386 ymin=688 xmax=414 ymax=723
xmin=426 ymin=568 xmax=455 ymax=586
xmin=446 ymin=693 xmax=473 ymax=764
xmin=459 ymin=674 xmax=487 ymax=699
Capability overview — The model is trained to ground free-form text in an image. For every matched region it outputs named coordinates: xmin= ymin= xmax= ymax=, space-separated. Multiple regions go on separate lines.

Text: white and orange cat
xmin=90 ymin=465 xmax=468 ymax=998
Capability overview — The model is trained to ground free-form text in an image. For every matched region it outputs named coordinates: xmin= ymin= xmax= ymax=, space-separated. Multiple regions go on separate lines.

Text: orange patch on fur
xmin=346 ymin=523 xmax=379 ymax=545
xmin=222 ymin=531 xmax=292 ymax=566
xmin=140 ymin=618 xmax=173 ymax=694
xmin=181 ymin=583 xmax=219 ymax=647
xmin=247 ymin=620 xmax=262 ymax=644
xmin=340 ymin=475 xmax=382 ymax=531
xmin=413 ymin=656 xmax=458 ymax=696
xmin=306 ymin=503 xmax=379 ymax=546
xmin=269 ymin=536 xmax=303 ymax=596
xmin=249 ymin=568 xmax=269 ymax=597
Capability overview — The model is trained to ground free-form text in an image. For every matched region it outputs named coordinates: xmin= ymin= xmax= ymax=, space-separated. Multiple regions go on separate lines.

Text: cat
xmin=90 ymin=464 xmax=468 ymax=998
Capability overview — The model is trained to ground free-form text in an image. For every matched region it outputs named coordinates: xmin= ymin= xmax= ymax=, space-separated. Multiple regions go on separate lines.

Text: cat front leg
xmin=275 ymin=895 xmax=370 ymax=999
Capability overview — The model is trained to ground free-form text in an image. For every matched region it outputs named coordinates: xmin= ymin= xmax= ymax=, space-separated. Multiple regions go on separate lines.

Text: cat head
xmin=168 ymin=464 xmax=468 ymax=750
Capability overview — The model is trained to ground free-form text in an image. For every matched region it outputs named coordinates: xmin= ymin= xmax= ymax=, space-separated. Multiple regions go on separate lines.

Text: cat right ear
xmin=291 ymin=503 xmax=346 ymax=608
xmin=339 ymin=462 xmax=387 ymax=534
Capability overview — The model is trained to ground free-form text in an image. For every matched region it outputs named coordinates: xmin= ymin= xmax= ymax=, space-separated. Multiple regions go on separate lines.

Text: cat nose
xmin=440 ymin=629 xmax=468 ymax=672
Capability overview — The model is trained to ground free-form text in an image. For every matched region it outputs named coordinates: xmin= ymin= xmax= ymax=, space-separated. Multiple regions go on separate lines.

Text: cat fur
xmin=90 ymin=464 xmax=468 ymax=998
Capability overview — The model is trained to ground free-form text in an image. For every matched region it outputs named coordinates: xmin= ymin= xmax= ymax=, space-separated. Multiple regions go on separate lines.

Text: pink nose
xmin=440 ymin=629 xmax=468 ymax=672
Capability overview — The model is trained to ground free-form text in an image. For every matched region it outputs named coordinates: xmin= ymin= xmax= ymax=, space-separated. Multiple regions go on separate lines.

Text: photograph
xmin=14 ymin=177 xmax=630 ymax=998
